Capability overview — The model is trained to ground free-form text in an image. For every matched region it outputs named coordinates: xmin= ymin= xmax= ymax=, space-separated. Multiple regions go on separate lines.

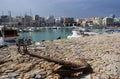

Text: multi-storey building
xmin=81 ymin=20 xmax=88 ymax=27
xmin=24 ymin=15 xmax=33 ymax=26
xmin=92 ymin=17 xmax=103 ymax=26
xmin=74 ymin=18 xmax=83 ymax=26
xmin=32 ymin=15 xmax=46 ymax=27
xmin=15 ymin=16 xmax=24 ymax=26
xmin=55 ymin=18 xmax=62 ymax=26
xmin=102 ymin=17 xmax=114 ymax=26
xmin=45 ymin=16 xmax=55 ymax=26
xmin=34 ymin=15 xmax=40 ymax=26
xmin=114 ymin=18 xmax=120 ymax=26
xmin=0 ymin=15 xmax=10 ymax=25
xmin=62 ymin=17 xmax=75 ymax=26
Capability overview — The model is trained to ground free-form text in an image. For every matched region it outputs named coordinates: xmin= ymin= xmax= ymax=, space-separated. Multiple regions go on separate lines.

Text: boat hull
xmin=4 ymin=36 xmax=20 ymax=44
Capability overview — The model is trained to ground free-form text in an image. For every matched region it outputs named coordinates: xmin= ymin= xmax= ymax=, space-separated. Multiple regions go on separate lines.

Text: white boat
xmin=51 ymin=26 xmax=57 ymax=29
xmin=0 ymin=25 xmax=19 ymax=46
xmin=67 ymin=29 xmax=83 ymax=39
xmin=22 ymin=27 xmax=34 ymax=32
xmin=67 ymin=28 xmax=98 ymax=39
xmin=28 ymin=28 xmax=34 ymax=32
xmin=0 ymin=37 xmax=4 ymax=46
xmin=84 ymin=30 xmax=98 ymax=36
xmin=34 ymin=27 xmax=41 ymax=32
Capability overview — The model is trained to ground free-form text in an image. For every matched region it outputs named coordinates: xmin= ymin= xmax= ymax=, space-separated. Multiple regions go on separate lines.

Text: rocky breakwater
xmin=0 ymin=33 xmax=120 ymax=79
xmin=64 ymin=33 xmax=120 ymax=79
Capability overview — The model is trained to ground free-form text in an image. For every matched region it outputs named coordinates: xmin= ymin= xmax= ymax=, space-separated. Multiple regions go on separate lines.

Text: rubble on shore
xmin=0 ymin=33 xmax=120 ymax=79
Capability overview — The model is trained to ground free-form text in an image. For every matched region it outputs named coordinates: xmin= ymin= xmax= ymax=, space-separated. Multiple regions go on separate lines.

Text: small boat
xmin=117 ymin=29 xmax=120 ymax=32
xmin=84 ymin=29 xmax=98 ymax=36
xmin=0 ymin=25 xmax=19 ymax=46
xmin=28 ymin=28 xmax=34 ymax=32
xmin=0 ymin=37 xmax=4 ymax=47
xmin=21 ymin=27 xmax=34 ymax=32
xmin=51 ymin=26 xmax=57 ymax=29
xmin=18 ymin=29 xmax=22 ymax=32
xmin=34 ymin=27 xmax=41 ymax=32
xmin=67 ymin=28 xmax=98 ymax=39
xmin=67 ymin=29 xmax=83 ymax=39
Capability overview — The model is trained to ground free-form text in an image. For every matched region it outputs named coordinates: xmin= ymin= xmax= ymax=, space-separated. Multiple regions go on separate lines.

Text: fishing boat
xmin=0 ymin=25 xmax=19 ymax=46
xmin=67 ymin=28 xmax=98 ymax=39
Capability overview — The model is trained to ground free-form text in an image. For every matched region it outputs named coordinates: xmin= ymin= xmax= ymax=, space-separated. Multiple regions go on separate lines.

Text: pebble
xmin=8 ymin=72 xmax=19 ymax=77
xmin=5 ymin=69 xmax=14 ymax=73
xmin=35 ymin=74 xmax=42 ymax=79
xmin=23 ymin=76 xmax=30 ymax=79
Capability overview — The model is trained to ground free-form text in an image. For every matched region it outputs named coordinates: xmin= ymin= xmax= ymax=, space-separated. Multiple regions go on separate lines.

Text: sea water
xmin=19 ymin=28 xmax=73 ymax=42
xmin=19 ymin=27 xmax=111 ymax=42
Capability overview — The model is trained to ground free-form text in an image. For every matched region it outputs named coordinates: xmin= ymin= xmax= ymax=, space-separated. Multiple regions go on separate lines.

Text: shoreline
xmin=0 ymin=33 xmax=120 ymax=79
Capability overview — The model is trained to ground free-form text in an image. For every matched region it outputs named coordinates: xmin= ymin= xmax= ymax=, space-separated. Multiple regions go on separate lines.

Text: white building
xmin=102 ymin=17 xmax=114 ymax=26
xmin=55 ymin=18 xmax=61 ymax=26
xmin=93 ymin=17 xmax=103 ymax=26
xmin=45 ymin=16 xmax=55 ymax=26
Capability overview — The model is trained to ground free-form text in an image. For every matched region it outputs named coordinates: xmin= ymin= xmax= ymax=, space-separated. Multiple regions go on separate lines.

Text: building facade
xmin=102 ymin=17 xmax=114 ymax=26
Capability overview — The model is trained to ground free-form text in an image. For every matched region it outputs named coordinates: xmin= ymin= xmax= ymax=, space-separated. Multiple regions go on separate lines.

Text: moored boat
xmin=67 ymin=28 xmax=98 ymax=39
xmin=67 ymin=29 xmax=83 ymax=39
xmin=0 ymin=25 xmax=19 ymax=45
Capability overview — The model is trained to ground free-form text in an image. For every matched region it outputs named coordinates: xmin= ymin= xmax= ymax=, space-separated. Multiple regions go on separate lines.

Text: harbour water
xmin=18 ymin=27 xmax=115 ymax=42
xmin=19 ymin=28 xmax=73 ymax=42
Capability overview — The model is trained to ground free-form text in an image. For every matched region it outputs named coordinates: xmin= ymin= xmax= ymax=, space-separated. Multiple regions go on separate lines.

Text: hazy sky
xmin=0 ymin=0 xmax=120 ymax=18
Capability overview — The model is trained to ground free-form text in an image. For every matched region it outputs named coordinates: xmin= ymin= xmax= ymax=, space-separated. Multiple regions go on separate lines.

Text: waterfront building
xmin=87 ymin=20 xmax=94 ymax=27
xmin=15 ymin=16 xmax=23 ymax=23
xmin=34 ymin=15 xmax=40 ymax=26
xmin=0 ymin=15 xmax=10 ymax=25
xmin=102 ymin=17 xmax=114 ymax=26
xmin=55 ymin=18 xmax=62 ymax=26
xmin=62 ymin=17 xmax=75 ymax=26
xmin=114 ymin=18 xmax=120 ymax=26
xmin=34 ymin=16 xmax=45 ymax=27
xmin=0 ymin=15 xmax=17 ymax=27
xmin=24 ymin=15 xmax=33 ymax=26
xmin=45 ymin=16 xmax=55 ymax=26
xmin=39 ymin=17 xmax=45 ymax=26
xmin=15 ymin=16 xmax=24 ymax=26
xmin=74 ymin=18 xmax=83 ymax=26
xmin=35 ymin=15 xmax=39 ymax=21
xmin=92 ymin=17 xmax=103 ymax=26
xmin=81 ymin=20 xmax=88 ymax=27
xmin=59 ymin=17 xmax=64 ymax=26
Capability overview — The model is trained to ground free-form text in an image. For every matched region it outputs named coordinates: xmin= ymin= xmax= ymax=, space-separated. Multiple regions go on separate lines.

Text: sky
xmin=0 ymin=0 xmax=120 ymax=18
